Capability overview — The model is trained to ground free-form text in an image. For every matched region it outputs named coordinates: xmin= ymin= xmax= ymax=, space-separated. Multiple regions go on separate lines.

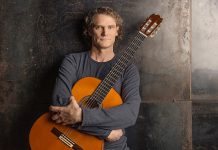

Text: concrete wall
xmin=0 ymin=0 xmax=217 ymax=150
xmin=192 ymin=0 xmax=218 ymax=149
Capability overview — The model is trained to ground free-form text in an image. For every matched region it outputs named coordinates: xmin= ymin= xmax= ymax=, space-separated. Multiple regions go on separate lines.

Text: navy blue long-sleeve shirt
xmin=52 ymin=51 xmax=141 ymax=150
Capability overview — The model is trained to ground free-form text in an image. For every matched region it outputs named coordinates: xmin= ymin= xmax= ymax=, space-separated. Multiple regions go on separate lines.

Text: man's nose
xmin=101 ymin=27 xmax=108 ymax=36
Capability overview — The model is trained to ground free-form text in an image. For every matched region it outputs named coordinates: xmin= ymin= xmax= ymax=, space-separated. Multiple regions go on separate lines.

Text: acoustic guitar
xmin=29 ymin=14 xmax=163 ymax=150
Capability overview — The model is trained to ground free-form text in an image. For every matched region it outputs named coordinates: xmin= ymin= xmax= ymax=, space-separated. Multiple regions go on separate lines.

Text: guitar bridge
xmin=51 ymin=127 xmax=83 ymax=150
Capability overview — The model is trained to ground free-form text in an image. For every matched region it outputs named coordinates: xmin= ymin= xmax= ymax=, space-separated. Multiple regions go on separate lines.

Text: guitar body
xmin=29 ymin=77 xmax=123 ymax=150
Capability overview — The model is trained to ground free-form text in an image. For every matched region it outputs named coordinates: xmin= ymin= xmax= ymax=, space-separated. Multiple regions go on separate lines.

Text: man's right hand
xmin=106 ymin=129 xmax=123 ymax=142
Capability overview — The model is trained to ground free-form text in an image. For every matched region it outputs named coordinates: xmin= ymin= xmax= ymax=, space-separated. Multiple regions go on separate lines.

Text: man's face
xmin=90 ymin=14 xmax=119 ymax=50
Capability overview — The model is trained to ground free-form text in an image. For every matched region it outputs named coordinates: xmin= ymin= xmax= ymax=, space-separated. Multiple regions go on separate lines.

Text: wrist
xmin=77 ymin=107 xmax=82 ymax=123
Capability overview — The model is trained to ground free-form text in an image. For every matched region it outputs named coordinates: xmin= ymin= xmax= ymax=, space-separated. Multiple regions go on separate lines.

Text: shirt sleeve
xmin=81 ymin=64 xmax=141 ymax=130
xmin=75 ymin=126 xmax=111 ymax=140
xmin=52 ymin=54 xmax=78 ymax=106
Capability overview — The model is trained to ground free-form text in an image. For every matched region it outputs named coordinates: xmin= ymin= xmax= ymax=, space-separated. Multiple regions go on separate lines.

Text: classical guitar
xmin=29 ymin=14 xmax=163 ymax=150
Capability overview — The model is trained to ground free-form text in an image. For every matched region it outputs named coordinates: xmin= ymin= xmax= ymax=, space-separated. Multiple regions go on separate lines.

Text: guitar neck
xmin=89 ymin=31 xmax=146 ymax=105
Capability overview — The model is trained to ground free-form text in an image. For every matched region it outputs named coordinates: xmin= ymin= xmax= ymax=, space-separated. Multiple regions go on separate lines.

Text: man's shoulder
xmin=123 ymin=62 xmax=140 ymax=79
xmin=66 ymin=51 xmax=89 ymax=58
xmin=61 ymin=51 xmax=89 ymax=66
xmin=63 ymin=51 xmax=89 ymax=62
xmin=126 ymin=62 xmax=139 ymax=72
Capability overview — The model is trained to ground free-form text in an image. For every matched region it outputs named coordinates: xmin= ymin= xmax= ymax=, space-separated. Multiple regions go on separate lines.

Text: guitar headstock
xmin=139 ymin=14 xmax=163 ymax=38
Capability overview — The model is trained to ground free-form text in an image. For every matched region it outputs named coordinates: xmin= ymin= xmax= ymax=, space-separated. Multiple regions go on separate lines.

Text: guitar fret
xmin=131 ymin=41 xmax=140 ymax=49
xmin=123 ymin=49 xmax=133 ymax=59
xmin=92 ymin=92 xmax=104 ymax=103
xmin=100 ymin=83 xmax=111 ymax=93
xmin=110 ymin=71 xmax=119 ymax=81
xmin=97 ymin=91 xmax=105 ymax=99
xmin=103 ymin=75 xmax=115 ymax=86
xmin=130 ymin=42 xmax=139 ymax=49
xmin=117 ymin=60 xmax=126 ymax=68
xmin=103 ymin=79 xmax=112 ymax=87
xmin=120 ymin=56 xmax=129 ymax=64
xmin=107 ymin=77 xmax=116 ymax=86
xmin=93 ymin=80 xmax=114 ymax=100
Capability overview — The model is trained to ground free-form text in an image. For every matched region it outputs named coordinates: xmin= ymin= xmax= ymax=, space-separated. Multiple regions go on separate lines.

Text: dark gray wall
xmin=0 ymin=0 xmax=216 ymax=150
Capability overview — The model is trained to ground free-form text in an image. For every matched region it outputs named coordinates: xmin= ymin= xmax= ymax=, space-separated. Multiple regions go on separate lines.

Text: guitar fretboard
xmin=88 ymin=32 xmax=146 ymax=106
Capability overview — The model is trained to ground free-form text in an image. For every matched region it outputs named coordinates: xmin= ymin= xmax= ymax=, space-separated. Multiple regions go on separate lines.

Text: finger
xmin=55 ymin=118 xmax=62 ymax=124
xmin=71 ymin=97 xmax=79 ymax=108
xmin=68 ymin=97 xmax=79 ymax=109
xmin=62 ymin=122 xmax=69 ymax=126
xmin=51 ymin=114 xmax=60 ymax=121
xmin=66 ymin=96 xmax=74 ymax=106
xmin=118 ymin=129 xmax=123 ymax=136
xmin=49 ymin=105 xmax=63 ymax=112
xmin=70 ymin=96 xmax=75 ymax=101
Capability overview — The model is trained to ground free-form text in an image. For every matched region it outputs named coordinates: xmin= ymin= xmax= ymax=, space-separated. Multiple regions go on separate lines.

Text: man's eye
xmin=108 ymin=26 xmax=114 ymax=29
xmin=95 ymin=26 xmax=100 ymax=29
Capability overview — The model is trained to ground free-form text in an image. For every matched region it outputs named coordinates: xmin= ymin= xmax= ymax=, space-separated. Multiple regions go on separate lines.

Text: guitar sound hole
xmin=79 ymin=96 xmax=101 ymax=109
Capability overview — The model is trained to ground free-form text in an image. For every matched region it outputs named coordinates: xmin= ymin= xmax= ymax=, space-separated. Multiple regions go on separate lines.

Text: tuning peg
xmin=156 ymin=25 xmax=161 ymax=31
xmin=155 ymin=28 xmax=159 ymax=34
xmin=155 ymin=25 xmax=161 ymax=33
xmin=149 ymin=25 xmax=161 ymax=38
xmin=150 ymin=31 xmax=155 ymax=38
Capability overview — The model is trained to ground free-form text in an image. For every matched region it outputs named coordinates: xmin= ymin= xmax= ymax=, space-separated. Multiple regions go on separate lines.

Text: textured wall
xmin=127 ymin=101 xmax=192 ymax=150
xmin=0 ymin=0 xmax=192 ymax=150
xmin=192 ymin=101 xmax=218 ymax=150
xmin=192 ymin=0 xmax=218 ymax=149
xmin=192 ymin=0 xmax=218 ymax=99
xmin=135 ymin=0 xmax=191 ymax=101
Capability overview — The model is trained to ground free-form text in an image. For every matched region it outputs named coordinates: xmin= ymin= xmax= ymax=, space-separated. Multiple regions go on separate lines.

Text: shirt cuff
xmin=81 ymin=108 xmax=90 ymax=126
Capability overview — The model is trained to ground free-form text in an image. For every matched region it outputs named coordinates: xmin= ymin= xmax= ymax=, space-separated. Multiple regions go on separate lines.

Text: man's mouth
xmin=100 ymin=38 xmax=110 ymax=40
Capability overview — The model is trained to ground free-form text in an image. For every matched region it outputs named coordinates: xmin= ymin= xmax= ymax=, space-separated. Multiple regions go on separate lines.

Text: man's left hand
xmin=49 ymin=96 xmax=82 ymax=125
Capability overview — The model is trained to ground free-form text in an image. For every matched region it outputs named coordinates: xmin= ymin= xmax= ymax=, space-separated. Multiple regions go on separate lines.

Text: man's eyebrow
xmin=93 ymin=24 xmax=116 ymax=27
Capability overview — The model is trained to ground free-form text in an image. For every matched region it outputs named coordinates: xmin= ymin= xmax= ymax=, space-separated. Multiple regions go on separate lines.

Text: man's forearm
xmin=75 ymin=126 xmax=111 ymax=140
xmin=81 ymin=100 xmax=140 ymax=130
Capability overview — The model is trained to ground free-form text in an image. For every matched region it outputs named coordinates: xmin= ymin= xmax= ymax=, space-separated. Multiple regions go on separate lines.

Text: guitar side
xmin=29 ymin=77 xmax=123 ymax=150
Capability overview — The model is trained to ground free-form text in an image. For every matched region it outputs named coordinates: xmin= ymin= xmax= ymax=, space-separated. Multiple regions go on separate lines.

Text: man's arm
xmin=81 ymin=64 xmax=141 ymax=129
xmin=52 ymin=54 xmax=78 ymax=106
xmin=76 ymin=126 xmax=123 ymax=141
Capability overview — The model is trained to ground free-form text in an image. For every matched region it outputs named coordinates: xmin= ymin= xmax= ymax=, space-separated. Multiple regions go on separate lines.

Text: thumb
xmin=49 ymin=105 xmax=62 ymax=112
xmin=69 ymin=96 xmax=79 ymax=108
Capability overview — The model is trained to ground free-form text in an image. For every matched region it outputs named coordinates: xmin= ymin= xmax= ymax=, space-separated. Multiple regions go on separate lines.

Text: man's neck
xmin=90 ymin=48 xmax=115 ymax=62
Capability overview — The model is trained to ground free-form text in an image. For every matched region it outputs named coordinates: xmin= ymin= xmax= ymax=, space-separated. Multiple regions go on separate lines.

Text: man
xmin=49 ymin=7 xmax=141 ymax=150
